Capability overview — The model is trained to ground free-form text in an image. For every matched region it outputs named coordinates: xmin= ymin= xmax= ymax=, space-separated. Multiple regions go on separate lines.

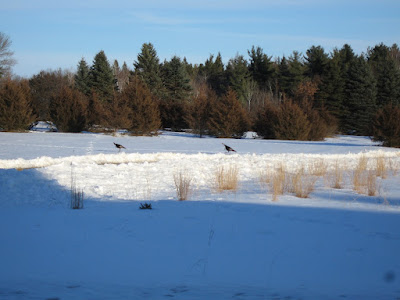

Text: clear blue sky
xmin=1 ymin=0 xmax=399 ymax=77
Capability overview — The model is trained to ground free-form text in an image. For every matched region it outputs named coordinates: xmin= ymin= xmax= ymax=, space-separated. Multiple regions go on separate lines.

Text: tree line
xmin=1 ymin=39 xmax=400 ymax=147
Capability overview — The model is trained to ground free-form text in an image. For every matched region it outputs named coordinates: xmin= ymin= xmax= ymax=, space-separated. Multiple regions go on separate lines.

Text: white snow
xmin=1 ymin=131 xmax=400 ymax=299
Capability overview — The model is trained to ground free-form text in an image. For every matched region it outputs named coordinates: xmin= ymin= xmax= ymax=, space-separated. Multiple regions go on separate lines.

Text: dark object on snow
xmin=114 ymin=142 xmax=126 ymax=151
xmin=139 ymin=203 xmax=152 ymax=210
xmin=222 ymin=143 xmax=236 ymax=153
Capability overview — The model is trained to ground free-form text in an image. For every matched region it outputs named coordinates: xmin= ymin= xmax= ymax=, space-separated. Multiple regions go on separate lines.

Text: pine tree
xmin=226 ymin=54 xmax=251 ymax=105
xmin=0 ymin=78 xmax=35 ymax=130
xmin=343 ymin=56 xmax=377 ymax=135
xmin=277 ymin=56 xmax=292 ymax=99
xmin=248 ymin=46 xmax=275 ymax=90
xmin=74 ymin=58 xmax=91 ymax=95
xmin=316 ymin=56 xmax=344 ymax=116
xmin=203 ymin=53 xmax=227 ymax=95
xmin=368 ymin=44 xmax=400 ymax=106
xmin=287 ymin=51 xmax=305 ymax=93
xmin=159 ymin=56 xmax=192 ymax=130
xmin=134 ymin=43 xmax=162 ymax=96
xmin=88 ymin=50 xmax=115 ymax=102
xmin=304 ymin=45 xmax=329 ymax=79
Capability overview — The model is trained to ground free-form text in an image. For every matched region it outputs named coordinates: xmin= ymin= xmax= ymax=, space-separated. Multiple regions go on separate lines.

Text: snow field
xmin=1 ymin=132 xmax=400 ymax=299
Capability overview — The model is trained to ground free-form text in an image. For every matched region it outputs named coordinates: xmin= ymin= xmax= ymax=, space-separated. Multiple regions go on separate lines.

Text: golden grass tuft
xmin=215 ymin=165 xmax=239 ymax=192
xmin=291 ymin=169 xmax=317 ymax=198
xmin=270 ymin=164 xmax=286 ymax=201
xmin=174 ymin=171 xmax=193 ymax=201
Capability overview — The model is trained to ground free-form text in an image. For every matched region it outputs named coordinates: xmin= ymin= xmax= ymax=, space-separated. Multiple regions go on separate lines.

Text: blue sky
xmin=1 ymin=0 xmax=399 ymax=77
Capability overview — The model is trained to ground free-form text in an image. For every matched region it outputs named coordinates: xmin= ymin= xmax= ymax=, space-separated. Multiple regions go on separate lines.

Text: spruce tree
xmin=161 ymin=56 xmax=192 ymax=102
xmin=316 ymin=56 xmax=344 ymax=117
xmin=343 ymin=56 xmax=377 ymax=135
xmin=134 ymin=43 xmax=162 ymax=96
xmin=74 ymin=58 xmax=91 ymax=96
xmin=368 ymin=44 xmax=400 ymax=106
xmin=287 ymin=51 xmax=305 ymax=93
xmin=226 ymin=54 xmax=251 ymax=105
xmin=248 ymin=46 xmax=275 ymax=90
xmin=304 ymin=45 xmax=329 ymax=79
xmin=203 ymin=53 xmax=227 ymax=95
xmin=88 ymin=50 xmax=115 ymax=102
xmin=277 ymin=56 xmax=292 ymax=99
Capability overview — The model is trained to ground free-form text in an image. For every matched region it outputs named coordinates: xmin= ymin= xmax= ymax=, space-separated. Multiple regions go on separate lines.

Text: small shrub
xmin=174 ymin=171 xmax=193 ymax=200
xmin=139 ymin=203 xmax=152 ymax=209
xmin=215 ymin=165 xmax=239 ymax=192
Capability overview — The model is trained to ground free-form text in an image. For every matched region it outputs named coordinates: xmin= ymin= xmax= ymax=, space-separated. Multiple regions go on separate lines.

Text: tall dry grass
xmin=174 ymin=171 xmax=193 ymax=201
xmin=271 ymin=164 xmax=286 ymax=201
xmin=215 ymin=165 xmax=239 ymax=192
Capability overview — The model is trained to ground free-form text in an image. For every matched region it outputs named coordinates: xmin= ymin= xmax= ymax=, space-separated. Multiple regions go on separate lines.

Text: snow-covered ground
xmin=1 ymin=131 xmax=400 ymax=299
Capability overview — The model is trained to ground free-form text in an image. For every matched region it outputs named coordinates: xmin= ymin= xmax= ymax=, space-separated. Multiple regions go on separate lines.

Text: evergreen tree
xmin=287 ymin=51 xmax=305 ymax=93
xmin=200 ymin=53 xmax=227 ymax=95
xmin=74 ymin=58 xmax=91 ymax=95
xmin=248 ymin=46 xmax=275 ymax=90
xmin=161 ymin=56 xmax=192 ymax=102
xmin=88 ymin=50 xmax=114 ymax=102
xmin=86 ymin=91 xmax=107 ymax=128
xmin=316 ymin=55 xmax=344 ymax=116
xmin=121 ymin=76 xmax=161 ymax=135
xmin=343 ymin=56 xmax=377 ymax=135
xmin=0 ymin=78 xmax=35 ymax=130
xmin=49 ymin=86 xmax=87 ymax=132
xmin=226 ymin=54 xmax=251 ymax=105
xmin=368 ymin=44 xmax=400 ymax=106
xmin=29 ymin=69 xmax=71 ymax=120
xmin=186 ymin=82 xmax=216 ymax=137
xmin=159 ymin=56 xmax=192 ymax=129
xmin=134 ymin=43 xmax=162 ymax=96
xmin=372 ymin=103 xmax=400 ymax=148
xmin=208 ymin=89 xmax=249 ymax=138
xmin=277 ymin=56 xmax=292 ymax=99
xmin=304 ymin=45 xmax=329 ymax=79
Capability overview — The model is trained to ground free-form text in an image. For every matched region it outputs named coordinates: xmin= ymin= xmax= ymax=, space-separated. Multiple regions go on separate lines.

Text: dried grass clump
xmin=271 ymin=164 xmax=286 ymax=201
xmin=174 ymin=171 xmax=193 ymax=201
xmin=307 ymin=159 xmax=327 ymax=177
xmin=329 ymin=161 xmax=344 ymax=189
xmin=215 ymin=165 xmax=239 ymax=192
xmin=375 ymin=155 xmax=387 ymax=179
xmin=353 ymin=155 xmax=369 ymax=193
xmin=290 ymin=168 xmax=317 ymax=198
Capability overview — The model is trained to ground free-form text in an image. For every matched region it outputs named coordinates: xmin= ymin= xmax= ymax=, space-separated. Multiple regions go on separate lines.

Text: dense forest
xmin=1 ymin=38 xmax=400 ymax=147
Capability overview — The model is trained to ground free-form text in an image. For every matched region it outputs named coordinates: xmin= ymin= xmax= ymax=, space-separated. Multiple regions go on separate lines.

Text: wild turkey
xmin=222 ymin=143 xmax=236 ymax=153
xmin=114 ymin=142 xmax=126 ymax=152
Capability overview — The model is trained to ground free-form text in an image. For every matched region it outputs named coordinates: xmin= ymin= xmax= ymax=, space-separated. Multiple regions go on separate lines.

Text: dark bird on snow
xmin=114 ymin=142 xmax=126 ymax=151
xmin=222 ymin=143 xmax=236 ymax=153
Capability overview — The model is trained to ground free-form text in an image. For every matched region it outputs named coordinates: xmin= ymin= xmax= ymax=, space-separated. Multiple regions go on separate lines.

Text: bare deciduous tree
xmin=0 ymin=32 xmax=16 ymax=78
